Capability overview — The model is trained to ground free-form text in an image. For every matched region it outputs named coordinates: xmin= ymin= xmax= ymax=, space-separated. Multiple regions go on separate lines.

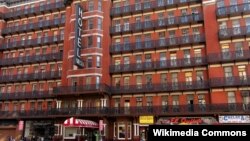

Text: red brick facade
xmin=0 ymin=0 xmax=249 ymax=141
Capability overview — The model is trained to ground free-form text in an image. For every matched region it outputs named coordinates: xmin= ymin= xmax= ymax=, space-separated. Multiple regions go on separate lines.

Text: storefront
xmin=138 ymin=116 xmax=154 ymax=141
xmin=157 ymin=117 xmax=218 ymax=125
xmin=219 ymin=115 xmax=250 ymax=124
xmin=54 ymin=117 xmax=100 ymax=141
xmin=24 ymin=120 xmax=54 ymax=141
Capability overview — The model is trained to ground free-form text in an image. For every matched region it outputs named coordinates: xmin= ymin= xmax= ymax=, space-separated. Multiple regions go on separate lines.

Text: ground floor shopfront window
xmin=114 ymin=122 xmax=131 ymax=140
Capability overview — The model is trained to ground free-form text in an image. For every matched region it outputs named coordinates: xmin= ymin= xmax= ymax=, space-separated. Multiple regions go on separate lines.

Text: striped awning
xmin=63 ymin=117 xmax=98 ymax=128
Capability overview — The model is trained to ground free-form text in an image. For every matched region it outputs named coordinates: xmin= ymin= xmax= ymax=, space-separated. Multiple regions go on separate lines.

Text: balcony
xmin=2 ymin=18 xmax=65 ymax=35
xmin=4 ymin=1 xmax=65 ymax=20
xmin=0 ymin=35 xmax=63 ymax=51
xmin=0 ymin=52 xmax=63 ymax=67
xmin=210 ymin=76 xmax=250 ymax=88
xmin=111 ymin=81 xmax=209 ymax=94
xmin=208 ymin=50 xmax=250 ymax=64
xmin=53 ymin=84 xmax=111 ymax=96
xmin=110 ymin=13 xmax=203 ymax=35
xmin=110 ymin=57 xmax=207 ymax=74
xmin=110 ymin=0 xmax=201 ymax=17
xmin=0 ymin=71 xmax=61 ymax=83
xmin=0 ymin=91 xmax=55 ymax=101
xmin=219 ymin=26 xmax=250 ymax=40
xmin=0 ymin=103 xmax=249 ymax=119
xmin=110 ymin=34 xmax=205 ymax=54
xmin=217 ymin=3 xmax=250 ymax=18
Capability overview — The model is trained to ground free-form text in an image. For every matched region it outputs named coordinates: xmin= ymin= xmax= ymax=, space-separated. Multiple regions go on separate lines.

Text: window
xmin=88 ymin=0 xmax=94 ymax=11
xmin=38 ymin=102 xmax=42 ymax=111
xmin=219 ymin=22 xmax=228 ymax=36
xmin=172 ymin=95 xmax=179 ymax=112
xmin=136 ymin=97 xmax=142 ymax=107
xmin=169 ymin=30 xmax=176 ymax=44
xmin=185 ymin=72 xmax=192 ymax=86
xmin=238 ymin=66 xmax=247 ymax=82
xmin=145 ymin=54 xmax=152 ymax=68
xmin=222 ymin=44 xmax=230 ymax=59
xmin=184 ymin=50 xmax=191 ymax=65
xmin=86 ymin=77 xmax=91 ymax=85
xmin=224 ymin=66 xmax=233 ymax=79
xmin=115 ymin=77 xmax=120 ymax=87
xmin=124 ymin=19 xmax=130 ymax=31
xmin=158 ymin=13 xmax=165 ymax=26
xmin=146 ymin=96 xmax=153 ymax=106
xmin=98 ymin=0 xmax=102 ymax=11
xmin=115 ymin=58 xmax=121 ymax=70
xmin=87 ymin=56 xmax=93 ymax=68
xmin=160 ymin=52 xmax=166 ymax=67
xmin=118 ymin=123 xmax=126 ymax=140
xmin=146 ymin=74 xmax=152 ymax=88
xmin=123 ymin=56 xmax=130 ymax=70
xmin=225 ymin=68 xmax=234 ymax=85
xmin=170 ymin=52 xmax=177 ymax=66
xmin=232 ymin=20 xmax=240 ymax=35
xmin=194 ymin=49 xmax=202 ymax=63
xmin=88 ymin=18 xmax=94 ymax=29
xmin=4 ymin=103 xmax=9 ymax=111
xmin=171 ymin=73 xmax=178 ymax=89
xmin=135 ymin=0 xmax=141 ymax=11
xmin=136 ymin=55 xmax=142 ymax=69
xmin=60 ymin=29 xmax=64 ymax=40
xmin=144 ymin=15 xmax=151 ymax=28
xmin=230 ymin=0 xmax=238 ymax=12
xmin=196 ymin=71 xmax=204 ymax=83
xmin=96 ymin=76 xmax=100 ymax=88
xmin=160 ymin=73 xmax=167 ymax=88
xmin=228 ymin=91 xmax=236 ymax=104
xmin=88 ymin=36 xmax=93 ymax=47
xmin=135 ymin=35 xmax=141 ymax=49
xmin=235 ymin=42 xmax=243 ymax=58
xmin=135 ymin=17 xmax=141 ymax=30
xmin=53 ymin=31 xmax=58 ymax=41
xmin=159 ymin=32 xmax=165 ymax=46
xmin=97 ymin=36 xmax=101 ymax=48
xmin=162 ymin=96 xmax=168 ymax=107
xmin=136 ymin=75 xmax=142 ymax=89
xmin=96 ymin=56 xmax=101 ymax=68
xmin=124 ymin=77 xmax=130 ymax=89
xmin=97 ymin=18 xmax=102 ymax=30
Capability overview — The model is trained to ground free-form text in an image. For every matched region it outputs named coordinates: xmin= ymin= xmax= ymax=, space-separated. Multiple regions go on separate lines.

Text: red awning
xmin=63 ymin=117 xmax=98 ymax=128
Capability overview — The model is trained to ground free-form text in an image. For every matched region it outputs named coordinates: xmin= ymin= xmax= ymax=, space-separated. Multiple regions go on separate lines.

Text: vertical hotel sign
xmin=74 ymin=4 xmax=84 ymax=68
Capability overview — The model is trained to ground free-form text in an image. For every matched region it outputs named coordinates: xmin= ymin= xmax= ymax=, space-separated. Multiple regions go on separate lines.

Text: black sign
xmin=74 ymin=4 xmax=84 ymax=68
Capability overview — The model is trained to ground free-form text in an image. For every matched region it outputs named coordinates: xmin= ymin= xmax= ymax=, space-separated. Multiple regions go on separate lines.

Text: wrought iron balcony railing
xmin=0 ymin=71 xmax=61 ymax=83
xmin=0 ymin=91 xmax=54 ymax=101
xmin=0 ymin=35 xmax=63 ymax=51
xmin=2 ymin=18 xmax=65 ymax=35
xmin=219 ymin=26 xmax=250 ymax=40
xmin=0 ymin=52 xmax=63 ymax=67
xmin=0 ymin=103 xmax=249 ymax=118
xmin=217 ymin=3 xmax=250 ymax=18
xmin=4 ymin=1 xmax=65 ymax=20
xmin=110 ymin=57 xmax=207 ymax=73
xmin=110 ymin=34 xmax=205 ymax=54
xmin=208 ymin=50 xmax=250 ymax=63
xmin=210 ymin=76 xmax=250 ymax=88
xmin=111 ymin=81 xmax=209 ymax=94
xmin=110 ymin=0 xmax=201 ymax=17
xmin=53 ymin=84 xmax=111 ymax=96
xmin=110 ymin=13 xmax=203 ymax=35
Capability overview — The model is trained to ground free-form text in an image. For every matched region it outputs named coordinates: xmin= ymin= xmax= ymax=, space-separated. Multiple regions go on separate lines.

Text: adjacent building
xmin=0 ymin=0 xmax=249 ymax=141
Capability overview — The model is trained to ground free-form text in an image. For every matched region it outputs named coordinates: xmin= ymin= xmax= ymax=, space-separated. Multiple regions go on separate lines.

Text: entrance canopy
xmin=63 ymin=117 xmax=98 ymax=128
